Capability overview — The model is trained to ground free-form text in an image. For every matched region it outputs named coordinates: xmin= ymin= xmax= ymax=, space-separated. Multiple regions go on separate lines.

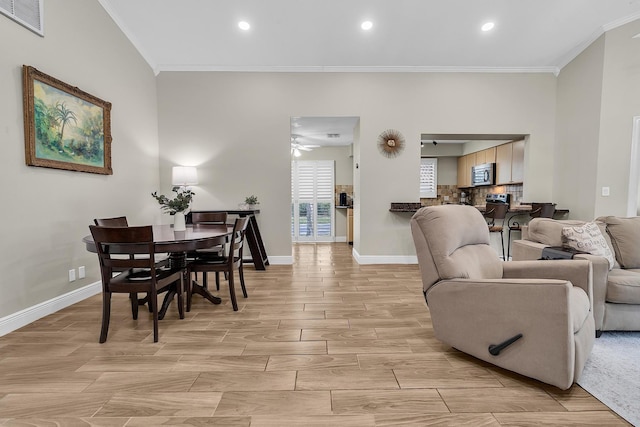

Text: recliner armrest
xmin=502 ymin=260 xmax=593 ymax=309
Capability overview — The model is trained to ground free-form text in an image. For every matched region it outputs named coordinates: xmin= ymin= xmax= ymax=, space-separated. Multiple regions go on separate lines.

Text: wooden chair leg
xmin=177 ymin=278 xmax=185 ymax=319
xmin=150 ymin=293 xmax=159 ymax=343
xmin=100 ymin=292 xmax=112 ymax=343
xmin=239 ymin=264 xmax=248 ymax=298
xmin=215 ymin=272 xmax=220 ymax=291
xmin=228 ymin=270 xmax=238 ymax=311
xmin=129 ymin=292 xmax=139 ymax=319
xmin=186 ymin=271 xmax=193 ymax=312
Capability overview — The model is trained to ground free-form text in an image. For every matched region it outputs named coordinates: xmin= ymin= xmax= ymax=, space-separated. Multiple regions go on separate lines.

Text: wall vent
xmin=0 ymin=0 xmax=43 ymax=36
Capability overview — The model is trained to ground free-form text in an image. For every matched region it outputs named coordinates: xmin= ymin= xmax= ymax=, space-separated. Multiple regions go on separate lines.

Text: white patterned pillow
xmin=562 ymin=222 xmax=615 ymax=270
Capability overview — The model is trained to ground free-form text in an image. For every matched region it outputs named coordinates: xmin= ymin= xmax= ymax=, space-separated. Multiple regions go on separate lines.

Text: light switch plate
xmin=602 ymin=186 xmax=610 ymax=196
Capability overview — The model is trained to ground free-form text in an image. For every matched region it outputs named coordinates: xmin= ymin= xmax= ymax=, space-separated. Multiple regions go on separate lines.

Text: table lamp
xmin=172 ymin=166 xmax=198 ymax=188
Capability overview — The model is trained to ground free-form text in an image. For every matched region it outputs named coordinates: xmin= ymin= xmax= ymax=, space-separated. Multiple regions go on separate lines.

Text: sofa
xmin=411 ymin=205 xmax=594 ymax=390
xmin=512 ymin=216 xmax=640 ymax=336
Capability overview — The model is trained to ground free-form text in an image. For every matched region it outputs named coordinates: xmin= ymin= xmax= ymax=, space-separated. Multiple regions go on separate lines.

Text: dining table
xmin=83 ymin=223 xmax=233 ymax=319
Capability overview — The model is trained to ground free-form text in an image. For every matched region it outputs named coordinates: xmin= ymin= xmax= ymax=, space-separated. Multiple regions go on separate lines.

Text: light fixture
xmin=238 ymin=21 xmax=250 ymax=30
xmin=293 ymin=148 xmax=302 ymax=157
xmin=172 ymin=166 xmax=198 ymax=187
xmin=361 ymin=21 xmax=373 ymax=30
xmin=481 ymin=22 xmax=495 ymax=32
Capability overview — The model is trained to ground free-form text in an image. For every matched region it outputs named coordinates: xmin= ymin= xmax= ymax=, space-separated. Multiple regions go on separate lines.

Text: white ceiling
xmin=99 ymin=0 xmax=640 ymax=74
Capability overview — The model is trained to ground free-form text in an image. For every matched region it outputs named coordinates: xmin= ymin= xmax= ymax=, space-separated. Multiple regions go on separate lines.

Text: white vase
xmin=173 ymin=211 xmax=186 ymax=231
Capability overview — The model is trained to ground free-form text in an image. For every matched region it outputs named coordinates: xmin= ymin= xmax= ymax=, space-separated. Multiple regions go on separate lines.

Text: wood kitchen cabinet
xmin=457 ymin=153 xmax=475 ymax=188
xmin=475 ymin=147 xmax=496 ymax=165
xmin=496 ymin=140 xmax=524 ymax=185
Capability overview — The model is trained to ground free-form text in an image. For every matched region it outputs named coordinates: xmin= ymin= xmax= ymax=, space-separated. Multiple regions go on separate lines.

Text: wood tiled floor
xmin=0 ymin=243 xmax=630 ymax=426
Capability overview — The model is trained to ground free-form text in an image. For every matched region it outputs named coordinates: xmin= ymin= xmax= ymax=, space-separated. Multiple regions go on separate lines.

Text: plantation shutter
xmin=420 ymin=158 xmax=437 ymax=198
xmin=0 ymin=0 xmax=44 ymax=36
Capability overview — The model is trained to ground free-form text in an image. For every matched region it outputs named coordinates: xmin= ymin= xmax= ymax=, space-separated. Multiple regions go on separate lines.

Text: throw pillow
xmin=561 ymin=222 xmax=615 ymax=270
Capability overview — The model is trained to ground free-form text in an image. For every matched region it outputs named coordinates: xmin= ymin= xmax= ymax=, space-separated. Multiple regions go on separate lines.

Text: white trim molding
xmin=0 ymin=281 xmax=101 ymax=337
xmin=628 ymin=116 xmax=640 ymax=216
xmin=352 ymin=249 xmax=418 ymax=265
xmin=266 ymin=256 xmax=293 ymax=265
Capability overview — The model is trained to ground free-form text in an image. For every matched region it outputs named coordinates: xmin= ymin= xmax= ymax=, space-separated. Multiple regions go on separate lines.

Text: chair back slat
xmin=94 ymin=216 xmax=128 ymax=227
xmin=192 ymin=212 xmax=227 ymax=224
xmin=89 ymin=225 xmax=157 ymax=271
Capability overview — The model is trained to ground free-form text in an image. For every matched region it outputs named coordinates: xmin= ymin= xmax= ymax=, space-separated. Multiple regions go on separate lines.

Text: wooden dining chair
xmin=94 ymin=216 xmax=128 ymax=227
xmin=89 ymin=225 xmax=185 ymax=343
xmin=188 ymin=211 xmax=228 ymax=290
xmin=187 ymin=216 xmax=250 ymax=311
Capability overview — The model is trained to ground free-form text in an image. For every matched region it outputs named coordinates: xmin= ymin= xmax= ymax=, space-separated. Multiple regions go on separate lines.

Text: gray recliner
xmin=410 ymin=204 xmax=595 ymax=390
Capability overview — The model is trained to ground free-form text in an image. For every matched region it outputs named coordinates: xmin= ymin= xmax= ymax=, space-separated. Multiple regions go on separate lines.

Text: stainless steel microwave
xmin=472 ymin=163 xmax=496 ymax=186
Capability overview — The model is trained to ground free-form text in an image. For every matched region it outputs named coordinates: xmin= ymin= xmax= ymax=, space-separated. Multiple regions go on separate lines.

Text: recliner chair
xmin=410 ymin=204 xmax=595 ymax=390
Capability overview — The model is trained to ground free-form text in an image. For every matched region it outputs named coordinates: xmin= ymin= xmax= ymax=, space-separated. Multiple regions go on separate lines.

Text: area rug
xmin=577 ymin=332 xmax=640 ymax=426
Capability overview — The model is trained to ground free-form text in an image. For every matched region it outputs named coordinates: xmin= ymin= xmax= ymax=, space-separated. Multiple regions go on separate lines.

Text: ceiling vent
xmin=0 ymin=0 xmax=43 ymax=36
xmin=327 ymin=133 xmax=340 ymax=138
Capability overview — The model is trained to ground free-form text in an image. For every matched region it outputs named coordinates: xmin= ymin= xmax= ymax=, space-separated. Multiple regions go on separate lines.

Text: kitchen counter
xmin=389 ymin=202 xmax=568 ymax=215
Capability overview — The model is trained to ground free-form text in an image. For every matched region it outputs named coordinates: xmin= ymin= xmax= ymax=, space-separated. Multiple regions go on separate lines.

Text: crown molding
xmin=155 ymin=64 xmax=558 ymax=74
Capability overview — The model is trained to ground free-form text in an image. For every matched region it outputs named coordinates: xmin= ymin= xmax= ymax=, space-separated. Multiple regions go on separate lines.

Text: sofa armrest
xmin=427 ymin=278 xmax=584 ymax=389
xmin=574 ymin=254 xmax=609 ymax=331
xmin=511 ymin=239 xmax=546 ymax=261
xmin=502 ymin=260 xmax=593 ymax=309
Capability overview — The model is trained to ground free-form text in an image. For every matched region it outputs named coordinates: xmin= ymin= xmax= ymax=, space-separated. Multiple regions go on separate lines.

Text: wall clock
xmin=377 ymin=129 xmax=405 ymax=158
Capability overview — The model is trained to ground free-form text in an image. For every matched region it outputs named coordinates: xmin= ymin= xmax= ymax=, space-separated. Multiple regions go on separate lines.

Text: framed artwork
xmin=22 ymin=65 xmax=112 ymax=174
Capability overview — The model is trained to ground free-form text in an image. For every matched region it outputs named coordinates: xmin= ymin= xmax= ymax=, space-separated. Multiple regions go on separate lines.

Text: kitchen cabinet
xmin=476 ymin=147 xmax=496 ymax=165
xmin=457 ymin=153 xmax=475 ymax=188
xmin=496 ymin=140 xmax=524 ymax=185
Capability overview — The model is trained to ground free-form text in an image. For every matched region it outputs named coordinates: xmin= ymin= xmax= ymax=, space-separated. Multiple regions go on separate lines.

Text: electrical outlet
xmin=68 ymin=269 xmax=76 ymax=282
xmin=78 ymin=266 xmax=85 ymax=279
xmin=443 ymin=196 xmax=450 ymax=201
xmin=602 ymin=186 xmax=610 ymax=196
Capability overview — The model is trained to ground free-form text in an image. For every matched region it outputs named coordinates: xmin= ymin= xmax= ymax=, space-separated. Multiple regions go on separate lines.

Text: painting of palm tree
xmin=23 ymin=66 xmax=112 ymax=175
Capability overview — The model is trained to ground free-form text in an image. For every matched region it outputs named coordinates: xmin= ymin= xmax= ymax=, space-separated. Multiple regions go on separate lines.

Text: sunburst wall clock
xmin=377 ymin=129 xmax=405 ymax=158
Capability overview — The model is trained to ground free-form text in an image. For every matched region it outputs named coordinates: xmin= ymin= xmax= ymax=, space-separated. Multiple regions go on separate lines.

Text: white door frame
xmin=628 ymin=116 xmax=640 ymax=216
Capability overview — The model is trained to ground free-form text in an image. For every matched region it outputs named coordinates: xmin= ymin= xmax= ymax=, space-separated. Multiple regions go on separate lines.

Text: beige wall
xmin=156 ymin=72 xmax=557 ymax=260
xmin=0 ymin=0 xmax=159 ymax=319
xmin=554 ymin=36 xmax=605 ymax=220
xmin=555 ymin=19 xmax=640 ymax=220
xmin=596 ymin=20 xmax=640 ymax=217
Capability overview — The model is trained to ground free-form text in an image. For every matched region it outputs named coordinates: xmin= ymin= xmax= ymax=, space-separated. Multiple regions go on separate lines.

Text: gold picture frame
xmin=22 ymin=65 xmax=112 ymax=175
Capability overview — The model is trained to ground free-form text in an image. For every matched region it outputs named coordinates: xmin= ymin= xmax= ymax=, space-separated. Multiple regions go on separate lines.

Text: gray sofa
xmin=411 ymin=205 xmax=594 ymax=390
xmin=512 ymin=216 xmax=640 ymax=336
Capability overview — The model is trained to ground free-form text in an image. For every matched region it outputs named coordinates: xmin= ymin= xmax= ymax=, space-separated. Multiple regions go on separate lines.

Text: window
xmin=0 ymin=0 xmax=43 ymax=36
xmin=291 ymin=160 xmax=335 ymax=242
xmin=420 ymin=157 xmax=437 ymax=198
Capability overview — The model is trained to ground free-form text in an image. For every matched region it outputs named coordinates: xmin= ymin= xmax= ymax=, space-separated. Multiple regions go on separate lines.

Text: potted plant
xmin=244 ymin=195 xmax=259 ymax=210
xmin=151 ymin=187 xmax=195 ymax=231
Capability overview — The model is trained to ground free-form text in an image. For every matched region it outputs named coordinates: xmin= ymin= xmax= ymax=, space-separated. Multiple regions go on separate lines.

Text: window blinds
xmin=420 ymin=158 xmax=437 ymax=198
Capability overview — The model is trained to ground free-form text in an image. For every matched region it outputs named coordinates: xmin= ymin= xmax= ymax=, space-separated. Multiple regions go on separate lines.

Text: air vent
xmin=327 ymin=133 xmax=340 ymax=138
xmin=0 ymin=0 xmax=43 ymax=36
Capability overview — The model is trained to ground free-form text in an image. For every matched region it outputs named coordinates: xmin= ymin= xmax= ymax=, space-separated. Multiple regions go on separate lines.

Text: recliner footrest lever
xmin=488 ymin=333 xmax=523 ymax=356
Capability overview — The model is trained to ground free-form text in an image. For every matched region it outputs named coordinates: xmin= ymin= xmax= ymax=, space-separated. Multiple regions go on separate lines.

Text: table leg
xmin=191 ymin=280 xmax=222 ymax=305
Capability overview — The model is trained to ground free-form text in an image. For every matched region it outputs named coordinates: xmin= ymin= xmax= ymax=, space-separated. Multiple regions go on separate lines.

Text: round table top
xmin=83 ymin=224 xmax=233 ymax=253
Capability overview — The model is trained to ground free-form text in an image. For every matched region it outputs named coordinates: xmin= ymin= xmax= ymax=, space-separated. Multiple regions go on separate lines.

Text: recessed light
xmin=238 ymin=21 xmax=250 ymax=31
xmin=361 ymin=21 xmax=373 ymax=31
xmin=481 ymin=22 xmax=495 ymax=32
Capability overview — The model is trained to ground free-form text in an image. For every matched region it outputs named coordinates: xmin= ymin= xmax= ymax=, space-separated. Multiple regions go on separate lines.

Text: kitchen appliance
xmin=472 ymin=162 xmax=496 ymax=187
xmin=485 ymin=193 xmax=510 ymax=205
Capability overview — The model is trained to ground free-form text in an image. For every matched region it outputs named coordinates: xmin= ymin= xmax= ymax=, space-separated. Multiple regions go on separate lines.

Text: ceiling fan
xmin=291 ymin=136 xmax=319 ymax=157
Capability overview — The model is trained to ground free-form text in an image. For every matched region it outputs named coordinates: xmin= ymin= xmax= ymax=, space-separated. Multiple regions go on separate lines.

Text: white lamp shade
xmin=172 ymin=166 xmax=198 ymax=186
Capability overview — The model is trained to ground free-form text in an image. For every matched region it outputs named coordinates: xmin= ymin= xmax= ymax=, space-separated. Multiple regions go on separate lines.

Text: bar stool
xmin=507 ymin=203 xmax=556 ymax=260
xmin=483 ymin=202 xmax=509 ymax=260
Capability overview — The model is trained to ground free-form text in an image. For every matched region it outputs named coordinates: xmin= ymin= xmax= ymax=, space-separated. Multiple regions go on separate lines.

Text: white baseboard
xmin=266 ymin=256 xmax=293 ymax=265
xmin=0 ymin=281 xmax=101 ymax=337
xmin=352 ymin=249 xmax=418 ymax=264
